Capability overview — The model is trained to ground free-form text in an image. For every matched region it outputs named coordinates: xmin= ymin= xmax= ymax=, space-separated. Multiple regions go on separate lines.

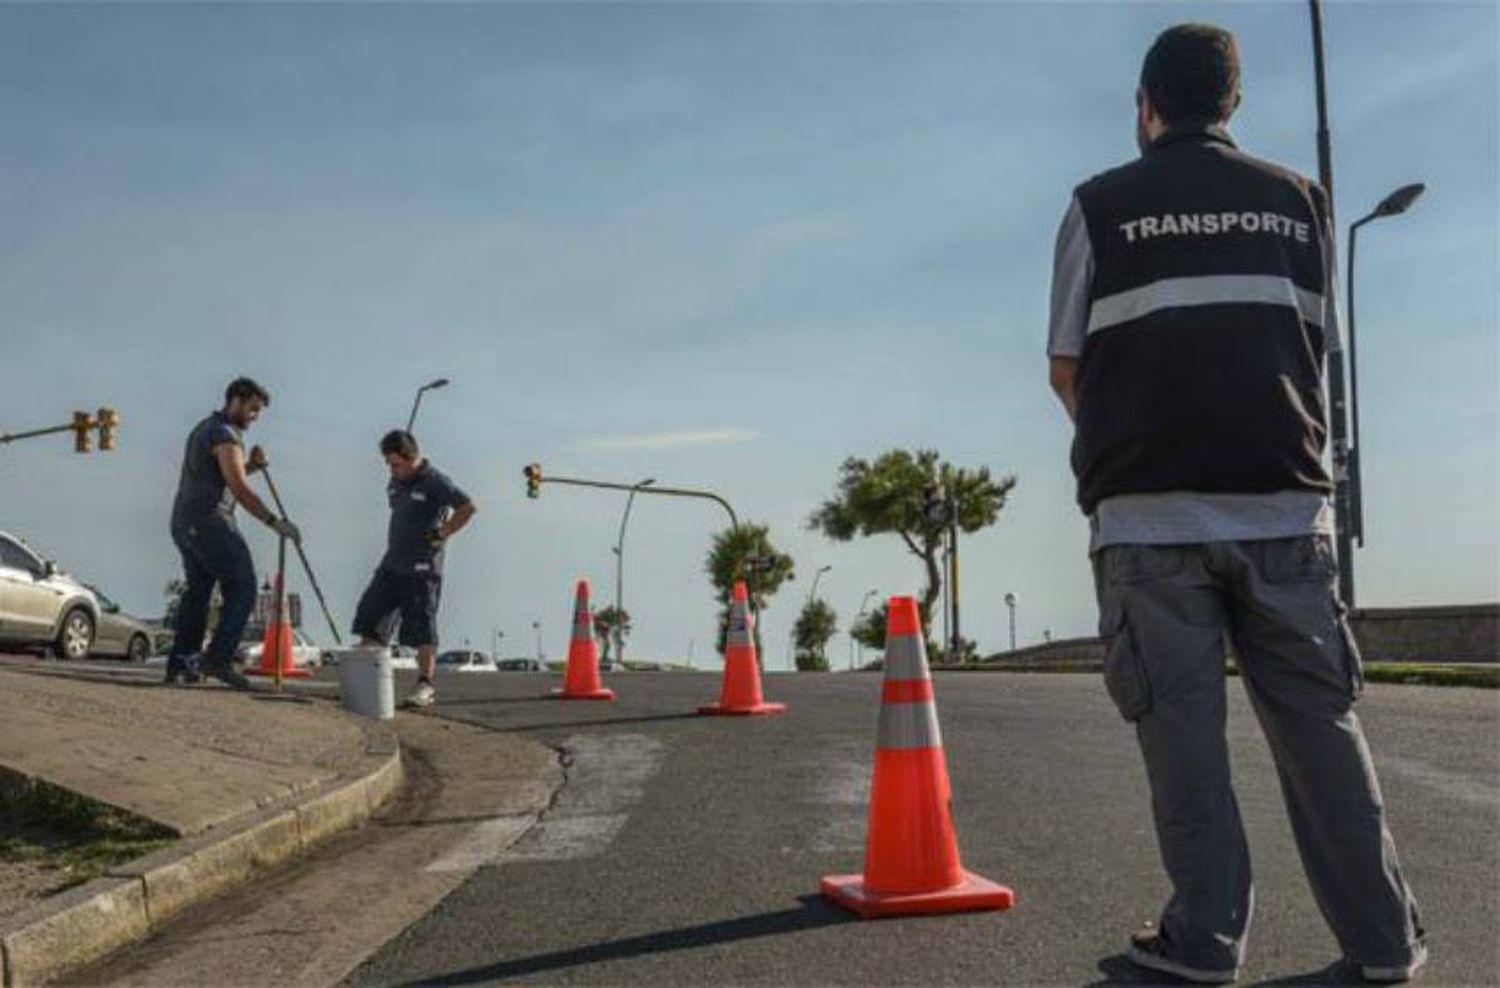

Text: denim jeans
xmin=170 ymin=518 xmax=257 ymax=665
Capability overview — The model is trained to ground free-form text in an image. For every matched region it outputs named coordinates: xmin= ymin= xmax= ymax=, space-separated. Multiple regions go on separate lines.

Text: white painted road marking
xmin=1377 ymin=754 xmax=1500 ymax=810
xmin=427 ymin=733 xmax=666 ymax=872
xmin=809 ymin=742 xmax=871 ymax=853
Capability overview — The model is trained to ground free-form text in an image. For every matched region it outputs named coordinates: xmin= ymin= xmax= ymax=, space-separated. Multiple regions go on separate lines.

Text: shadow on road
xmin=1088 ymin=954 xmax=1181 ymax=985
xmin=1088 ymin=955 xmax=1360 ymax=987
xmin=410 ymin=895 xmax=854 ymax=985
xmin=1249 ymin=961 xmax=1363 ymax=986
xmin=427 ymin=709 xmax=709 ymax=734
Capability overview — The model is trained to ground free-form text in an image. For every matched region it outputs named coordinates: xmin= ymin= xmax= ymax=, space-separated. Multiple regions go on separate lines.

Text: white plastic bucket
xmin=337 ymin=648 xmax=395 ymax=720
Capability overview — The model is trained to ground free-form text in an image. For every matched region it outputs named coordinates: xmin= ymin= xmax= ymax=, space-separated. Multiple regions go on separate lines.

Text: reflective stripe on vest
xmin=1088 ymin=274 xmax=1325 ymax=336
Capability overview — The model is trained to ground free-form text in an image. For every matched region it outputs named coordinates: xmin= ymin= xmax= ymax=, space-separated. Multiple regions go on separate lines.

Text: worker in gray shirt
xmin=168 ymin=377 xmax=300 ymax=688
xmin=1048 ymin=24 xmax=1423 ymax=984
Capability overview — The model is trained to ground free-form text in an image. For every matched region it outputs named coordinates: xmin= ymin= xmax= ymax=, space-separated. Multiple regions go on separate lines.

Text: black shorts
xmin=352 ymin=569 xmax=442 ymax=648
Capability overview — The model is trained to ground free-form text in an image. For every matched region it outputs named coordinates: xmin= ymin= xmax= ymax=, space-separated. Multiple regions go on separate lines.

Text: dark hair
xmin=380 ymin=430 xmax=420 ymax=460
xmin=224 ymin=377 xmax=271 ymax=407
xmin=1140 ymin=24 xmax=1241 ymax=127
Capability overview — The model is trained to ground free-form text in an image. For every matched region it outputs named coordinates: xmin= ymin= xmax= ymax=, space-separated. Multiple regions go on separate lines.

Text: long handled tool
xmin=250 ymin=445 xmax=343 ymax=648
xmin=272 ymin=533 xmax=287 ymax=692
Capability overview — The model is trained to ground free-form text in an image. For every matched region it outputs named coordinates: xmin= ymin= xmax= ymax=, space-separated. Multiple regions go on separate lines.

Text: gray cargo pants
xmin=1094 ymin=535 xmax=1424 ymax=973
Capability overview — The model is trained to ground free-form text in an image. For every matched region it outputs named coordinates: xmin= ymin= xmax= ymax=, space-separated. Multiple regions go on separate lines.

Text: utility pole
xmin=947 ymin=488 xmax=960 ymax=664
xmin=1307 ymin=0 xmax=1357 ymax=608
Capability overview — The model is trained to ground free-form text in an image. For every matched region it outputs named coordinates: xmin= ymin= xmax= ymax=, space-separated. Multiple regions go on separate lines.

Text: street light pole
xmin=806 ymin=565 xmax=831 ymax=606
xmin=1346 ymin=182 xmax=1426 ymax=549
xmin=532 ymin=620 xmax=542 ymax=662
xmin=1307 ymin=0 xmax=1361 ymax=608
xmin=406 ymin=378 xmax=450 ymax=433
xmin=613 ymin=478 xmax=655 ymax=671
xmin=793 ymin=564 xmax=831 ymax=672
xmin=849 ymin=588 xmax=877 ymax=671
xmin=1004 ymin=592 xmax=1017 ymax=652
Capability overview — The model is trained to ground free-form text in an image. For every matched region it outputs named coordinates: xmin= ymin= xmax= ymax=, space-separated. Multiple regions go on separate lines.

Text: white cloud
xmin=576 ymin=428 xmax=760 ymax=451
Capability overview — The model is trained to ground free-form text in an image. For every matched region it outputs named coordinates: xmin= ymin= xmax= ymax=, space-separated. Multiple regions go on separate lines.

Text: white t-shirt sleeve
xmin=1048 ymin=195 xmax=1094 ymax=358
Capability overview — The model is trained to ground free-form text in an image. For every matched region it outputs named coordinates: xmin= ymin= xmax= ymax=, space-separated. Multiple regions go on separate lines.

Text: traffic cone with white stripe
xmin=698 ymin=581 xmax=786 ymax=716
xmin=250 ymin=569 xmax=310 ymax=680
xmin=821 ymin=596 xmax=1014 ymax=918
xmin=554 ymin=580 xmax=614 ymax=701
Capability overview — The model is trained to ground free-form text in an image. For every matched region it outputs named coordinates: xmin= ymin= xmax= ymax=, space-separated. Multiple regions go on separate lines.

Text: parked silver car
xmin=0 ymin=530 xmax=100 ymax=660
xmin=85 ymin=585 xmax=156 ymax=663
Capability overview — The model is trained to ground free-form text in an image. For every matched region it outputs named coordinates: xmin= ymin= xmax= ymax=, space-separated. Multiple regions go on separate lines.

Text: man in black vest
xmin=1048 ymin=25 xmax=1424 ymax=984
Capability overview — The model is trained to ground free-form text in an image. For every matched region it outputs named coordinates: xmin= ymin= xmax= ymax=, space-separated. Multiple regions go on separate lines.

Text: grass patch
xmin=947 ymin=660 xmax=1498 ymax=688
xmin=1361 ymin=663 xmax=1500 ymax=688
xmin=0 ymin=777 xmax=175 ymax=891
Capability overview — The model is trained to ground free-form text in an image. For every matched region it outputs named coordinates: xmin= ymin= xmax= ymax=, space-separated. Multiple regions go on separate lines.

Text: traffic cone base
xmin=248 ymin=621 xmax=311 ymax=678
xmin=819 ymin=870 xmax=1015 ymax=919
xmin=697 ymin=700 xmax=786 ymax=716
xmin=553 ymin=686 xmax=616 ymax=701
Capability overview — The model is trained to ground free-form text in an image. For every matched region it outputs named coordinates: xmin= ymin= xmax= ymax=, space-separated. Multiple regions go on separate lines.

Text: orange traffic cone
xmin=821 ymin=596 xmax=1013 ymax=918
xmin=554 ymin=580 xmax=614 ymax=701
xmin=698 ymin=581 xmax=785 ymax=716
xmin=250 ymin=571 xmax=310 ymax=680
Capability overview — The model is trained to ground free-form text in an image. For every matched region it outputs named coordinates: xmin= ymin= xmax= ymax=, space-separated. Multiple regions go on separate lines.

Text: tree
xmin=850 ymin=603 xmax=888 ymax=652
xmin=810 ymin=449 xmax=1016 ymax=650
xmin=593 ymin=606 xmax=631 ymax=666
xmin=705 ymin=522 xmax=794 ymax=660
xmin=163 ymin=579 xmax=187 ymax=629
xmin=792 ymin=598 xmax=839 ymax=672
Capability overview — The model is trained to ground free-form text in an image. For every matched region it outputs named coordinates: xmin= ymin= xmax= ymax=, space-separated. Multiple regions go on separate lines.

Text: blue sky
xmin=1 ymin=2 xmax=1494 ymax=667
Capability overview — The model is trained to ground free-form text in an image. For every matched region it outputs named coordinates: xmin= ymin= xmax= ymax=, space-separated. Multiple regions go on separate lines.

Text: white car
xmin=436 ymin=649 xmax=495 ymax=673
xmin=236 ymin=626 xmax=323 ymax=669
xmin=0 ymin=530 xmax=102 ymax=661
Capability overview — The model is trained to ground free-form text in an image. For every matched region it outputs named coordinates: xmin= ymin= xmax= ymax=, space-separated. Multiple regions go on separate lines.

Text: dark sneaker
xmin=1360 ymin=941 xmax=1428 ymax=983
xmin=1128 ymin=924 xmax=1239 ymax=984
xmin=164 ymin=655 xmax=204 ymax=686
xmin=199 ymin=656 xmax=251 ymax=691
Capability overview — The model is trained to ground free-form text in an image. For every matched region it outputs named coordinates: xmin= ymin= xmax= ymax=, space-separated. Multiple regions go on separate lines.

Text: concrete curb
xmin=0 ymin=727 xmax=403 ymax=987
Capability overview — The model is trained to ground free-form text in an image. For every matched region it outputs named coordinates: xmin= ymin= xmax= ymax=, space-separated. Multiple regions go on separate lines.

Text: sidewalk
xmin=0 ymin=656 xmax=366 ymax=837
xmin=0 ymin=655 xmax=402 ymax=986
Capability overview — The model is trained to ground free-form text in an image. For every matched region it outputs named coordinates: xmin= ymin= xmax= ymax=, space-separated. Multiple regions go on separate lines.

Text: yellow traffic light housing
xmin=523 ymin=463 xmax=542 ymax=499
xmin=96 ymin=408 xmax=119 ymax=452
xmin=72 ymin=411 xmax=92 ymax=454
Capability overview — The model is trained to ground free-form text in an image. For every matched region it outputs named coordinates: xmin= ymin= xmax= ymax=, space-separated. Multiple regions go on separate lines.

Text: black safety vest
xmin=1070 ymin=126 xmax=1335 ymax=514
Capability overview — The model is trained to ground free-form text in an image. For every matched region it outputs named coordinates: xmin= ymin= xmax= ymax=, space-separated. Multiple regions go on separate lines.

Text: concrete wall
xmin=1349 ymin=604 xmax=1499 ymax=664
xmin=983 ymin=603 xmax=1500 ymax=667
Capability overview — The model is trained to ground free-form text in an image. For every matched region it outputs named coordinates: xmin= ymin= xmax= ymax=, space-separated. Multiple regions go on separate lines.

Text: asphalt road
xmin=345 ymin=670 xmax=1499 ymax=987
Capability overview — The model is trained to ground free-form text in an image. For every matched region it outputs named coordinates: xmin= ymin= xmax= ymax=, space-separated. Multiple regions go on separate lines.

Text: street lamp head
xmin=423 ymin=378 xmax=450 ymax=392
xmin=819 ymin=565 xmax=832 ymax=575
xmin=1004 ymin=592 xmax=1017 ymax=606
xmin=1374 ymin=183 xmax=1425 ymax=218
xmin=639 ymin=477 xmax=657 ymax=488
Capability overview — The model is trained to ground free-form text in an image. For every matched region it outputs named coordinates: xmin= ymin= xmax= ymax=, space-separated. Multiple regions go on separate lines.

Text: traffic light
xmin=96 ymin=408 xmax=119 ymax=452
xmin=72 ymin=411 xmax=92 ymax=454
xmin=523 ymin=463 xmax=543 ymax=499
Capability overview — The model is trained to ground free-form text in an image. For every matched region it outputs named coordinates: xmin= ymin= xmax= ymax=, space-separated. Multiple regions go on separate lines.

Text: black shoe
xmin=164 ymin=655 xmax=202 ymax=686
xmin=199 ymin=656 xmax=251 ymax=691
xmin=1128 ymin=924 xmax=1239 ymax=984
